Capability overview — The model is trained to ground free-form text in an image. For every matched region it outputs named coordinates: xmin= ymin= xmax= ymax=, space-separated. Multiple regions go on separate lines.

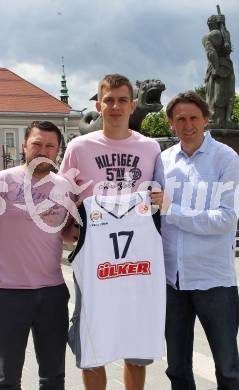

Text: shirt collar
xmin=175 ymin=131 xmax=212 ymax=159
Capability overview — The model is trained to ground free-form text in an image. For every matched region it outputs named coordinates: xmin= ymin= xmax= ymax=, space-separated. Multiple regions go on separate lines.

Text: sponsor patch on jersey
xmin=97 ymin=260 xmax=151 ymax=279
xmin=90 ymin=210 xmax=102 ymax=222
xmin=138 ymin=204 xmax=149 ymax=214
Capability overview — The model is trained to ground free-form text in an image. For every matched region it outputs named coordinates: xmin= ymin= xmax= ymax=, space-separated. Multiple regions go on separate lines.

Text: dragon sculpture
xmin=77 ymin=79 xmax=165 ymax=135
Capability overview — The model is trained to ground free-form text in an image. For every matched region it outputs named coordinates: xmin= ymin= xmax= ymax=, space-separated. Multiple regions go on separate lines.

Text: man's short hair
xmin=166 ymin=91 xmax=210 ymax=119
xmin=25 ymin=121 xmax=62 ymax=145
xmin=98 ymin=74 xmax=134 ymax=101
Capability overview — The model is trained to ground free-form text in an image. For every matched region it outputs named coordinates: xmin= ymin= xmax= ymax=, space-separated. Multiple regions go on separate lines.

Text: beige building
xmin=0 ymin=68 xmax=82 ymax=169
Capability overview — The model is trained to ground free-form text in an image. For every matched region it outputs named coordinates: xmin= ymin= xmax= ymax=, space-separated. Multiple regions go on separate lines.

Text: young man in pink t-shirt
xmin=60 ymin=74 xmax=165 ymax=390
xmin=0 ymin=121 xmax=71 ymax=389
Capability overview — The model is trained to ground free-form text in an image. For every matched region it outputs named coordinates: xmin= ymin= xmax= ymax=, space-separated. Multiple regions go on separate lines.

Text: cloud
xmin=11 ymin=63 xmax=59 ymax=89
xmin=0 ymin=0 xmax=238 ymax=110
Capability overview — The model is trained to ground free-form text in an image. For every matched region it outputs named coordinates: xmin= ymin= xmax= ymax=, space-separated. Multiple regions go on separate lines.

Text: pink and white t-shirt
xmin=59 ymin=130 xmax=161 ymax=198
xmin=0 ymin=165 xmax=71 ymax=289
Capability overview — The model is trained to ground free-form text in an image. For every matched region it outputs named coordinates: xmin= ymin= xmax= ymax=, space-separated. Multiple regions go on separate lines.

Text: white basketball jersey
xmin=70 ymin=191 xmax=166 ymax=368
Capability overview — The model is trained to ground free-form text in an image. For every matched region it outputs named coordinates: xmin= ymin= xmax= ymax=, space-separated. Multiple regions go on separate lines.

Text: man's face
xmin=169 ymin=103 xmax=208 ymax=153
xmin=24 ymin=127 xmax=60 ymax=174
xmin=96 ymin=85 xmax=135 ymax=130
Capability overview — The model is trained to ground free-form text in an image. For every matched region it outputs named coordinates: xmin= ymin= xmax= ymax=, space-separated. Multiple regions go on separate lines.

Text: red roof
xmin=0 ymin=68 xmax=71 ymax=113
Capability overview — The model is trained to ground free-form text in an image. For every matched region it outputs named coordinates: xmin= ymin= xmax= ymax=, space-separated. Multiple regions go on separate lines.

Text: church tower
xmin=60 ymin=56 xmax=69 ymax=104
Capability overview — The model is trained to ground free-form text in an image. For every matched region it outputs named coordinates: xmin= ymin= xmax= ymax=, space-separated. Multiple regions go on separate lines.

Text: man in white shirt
xmin=154 ymin=90 xmax=239 ymax=390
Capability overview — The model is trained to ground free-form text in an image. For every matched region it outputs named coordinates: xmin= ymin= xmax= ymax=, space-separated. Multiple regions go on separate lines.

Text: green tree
xmin=140 ymin=111 xmax=172 ymax=137
xmin=195 ymin=84 xmax=206 ymax=100
xmin=232 ymin=94 xmax=239 ymax=124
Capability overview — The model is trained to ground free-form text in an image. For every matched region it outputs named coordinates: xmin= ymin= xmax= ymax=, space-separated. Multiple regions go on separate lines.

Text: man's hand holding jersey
xmin=150 ymin=187 xmax=171 ymax=214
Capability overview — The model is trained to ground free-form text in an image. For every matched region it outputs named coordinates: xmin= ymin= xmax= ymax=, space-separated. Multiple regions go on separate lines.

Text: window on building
xmin=5 ymin=132 xmax=15 ymax=148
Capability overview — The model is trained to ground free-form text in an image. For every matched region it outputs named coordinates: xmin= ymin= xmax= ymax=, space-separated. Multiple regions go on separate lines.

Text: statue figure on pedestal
xmin=202 ymin=6 xmax=235 ymax=128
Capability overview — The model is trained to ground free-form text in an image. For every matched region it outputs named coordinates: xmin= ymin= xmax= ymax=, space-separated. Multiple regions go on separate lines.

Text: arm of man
xmin=58 ymin=140 xmax=83 ymax=190
xmin=165 ymin=154 xmax=239 ymax=235
xmin=151 ymin=152 xmax=169 ymax=212
xmin=153 ymin=152 xmax=165 ymax=189
xmin=62 ymin=218 xmax=80 ymax=244
xmin=59 ymin=140 xmax=77 ymax=176
xmin=58 ymin=140 xmax=84 ymax=244
xmin=61 ymin=195 xmax=83 ymax=244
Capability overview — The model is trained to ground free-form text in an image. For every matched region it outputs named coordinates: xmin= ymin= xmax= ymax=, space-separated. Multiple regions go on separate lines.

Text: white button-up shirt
xmin=154 ymin=132 xmax=239 ymax=290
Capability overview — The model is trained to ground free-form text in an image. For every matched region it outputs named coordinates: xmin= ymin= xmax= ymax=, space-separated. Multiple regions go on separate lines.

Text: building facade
xmin=0 ymin=68 xmax=82 ymax=169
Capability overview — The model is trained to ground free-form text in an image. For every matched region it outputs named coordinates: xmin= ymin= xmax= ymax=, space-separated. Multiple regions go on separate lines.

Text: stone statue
xmin=78 ymin=79 xmax=165 ymax=135
xmin=202 ymin=7 xmax=235 ymax=128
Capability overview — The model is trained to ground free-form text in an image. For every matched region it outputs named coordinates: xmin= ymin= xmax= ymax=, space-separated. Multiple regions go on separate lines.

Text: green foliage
xmin=194 ymin=85 xmax=206 ymax=100
xmin=232 ymin=94 xmax=239 ymax=124
xmin=140 ymin=111 xmax=172 ymax=137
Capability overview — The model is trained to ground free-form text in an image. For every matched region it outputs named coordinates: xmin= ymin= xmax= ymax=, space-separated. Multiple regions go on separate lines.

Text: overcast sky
xmin=1 ymin=0 xmax=238 ymax=112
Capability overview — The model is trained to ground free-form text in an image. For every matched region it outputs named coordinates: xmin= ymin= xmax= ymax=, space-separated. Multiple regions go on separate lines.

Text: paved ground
xmin=22 ymin=259 xmax=239 ymax=389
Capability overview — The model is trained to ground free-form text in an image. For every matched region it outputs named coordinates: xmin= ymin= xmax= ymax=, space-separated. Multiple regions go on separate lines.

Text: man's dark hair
xmin=98 ymin=74 xmax=134 ymax=101
xmin=25 ymin=121 xmax=62 ymax=145
xmin=166 ymin=91 xmax=211 ymax=119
